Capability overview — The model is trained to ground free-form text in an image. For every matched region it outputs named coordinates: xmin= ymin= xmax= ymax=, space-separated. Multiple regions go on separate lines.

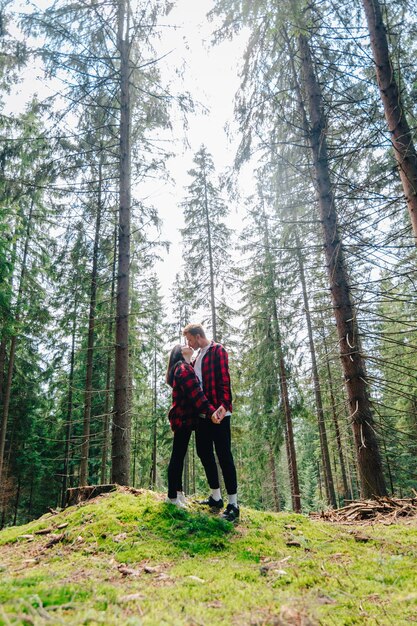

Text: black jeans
xmin=195 ymin=415 xmax=238 ymax=495
xmin=167 ymin=427 xmax=192 ymax=499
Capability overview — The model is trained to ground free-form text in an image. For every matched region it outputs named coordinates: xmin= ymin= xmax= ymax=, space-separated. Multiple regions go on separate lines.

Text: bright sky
xmin=148 ymin=0 xmax=249 ymax=305
xmin=7 ymin=0 xmax=250 ymax=314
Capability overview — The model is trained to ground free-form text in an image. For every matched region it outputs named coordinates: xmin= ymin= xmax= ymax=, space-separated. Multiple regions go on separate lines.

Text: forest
xmin=1 ymin=0 xmax=417 ymax=528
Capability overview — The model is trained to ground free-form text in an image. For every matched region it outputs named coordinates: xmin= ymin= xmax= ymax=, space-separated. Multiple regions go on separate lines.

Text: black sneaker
xmin=221 ymin=503 xmax=240 ymax=523
xmin=198 ymin=496 xmax=224 ymax=510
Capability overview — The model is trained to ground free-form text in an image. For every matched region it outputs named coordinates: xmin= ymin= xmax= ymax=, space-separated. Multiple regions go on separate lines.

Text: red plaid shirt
xmin=195 ymin=342 xmax=233 ymax=413
xmin=168 ymin=362 xmax=217 ymax=432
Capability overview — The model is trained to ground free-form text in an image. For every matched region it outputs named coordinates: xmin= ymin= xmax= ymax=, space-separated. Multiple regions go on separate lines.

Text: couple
xmin=165 ymin=323 xmax=239 ymax=523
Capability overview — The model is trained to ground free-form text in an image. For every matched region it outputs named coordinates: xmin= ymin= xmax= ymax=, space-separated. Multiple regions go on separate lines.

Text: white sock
xmin=169 ymin=497 xmax=179 ymax=504
xmin=228 ymin=493 xmax=238 ymax=506
xmin=211 ymin=488 xmax=222 ymax=501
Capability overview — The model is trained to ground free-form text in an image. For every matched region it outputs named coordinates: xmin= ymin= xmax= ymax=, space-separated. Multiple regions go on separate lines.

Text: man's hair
xmin=182 ymin=323 xmax=206 ymax=339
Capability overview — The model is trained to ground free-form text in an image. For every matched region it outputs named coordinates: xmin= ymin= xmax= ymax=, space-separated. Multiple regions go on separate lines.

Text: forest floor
xmin=0 ymin=488 xmax=416 ymax=625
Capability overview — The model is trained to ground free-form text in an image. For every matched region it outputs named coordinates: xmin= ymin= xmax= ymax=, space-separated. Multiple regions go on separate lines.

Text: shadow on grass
xmin=138 ymin=503 xmax=234 ymax=555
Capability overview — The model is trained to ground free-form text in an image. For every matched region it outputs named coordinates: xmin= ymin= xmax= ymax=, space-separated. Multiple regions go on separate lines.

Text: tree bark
xmin=112 ymin=0 xmax=131 ymax=485
xmin=297 ymin=31 xmax=387 ymax=498
xmin=362 ymin=0 xmax=417 ymax=243
xmin=101 ymin=222 xmax=117 ymax=485
xmin=66 ymin=484 xmax=116 ymax=507
xmin=150 ymin=338 xmax=157 ymax=489
xmin=61 ymin=296 xmax=78 ymax=507
xmin=13 ymin=475 xmax=20 ymax=526
xmin=203 ymin=169 xmax=217 ymax=341
xmin=0 ymin=337 xmax=6 ymax=406
xmin=295 ymin=232 xmax=336 ymax=507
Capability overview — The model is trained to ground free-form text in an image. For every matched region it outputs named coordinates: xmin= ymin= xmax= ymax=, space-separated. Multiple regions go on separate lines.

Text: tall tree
xmin=361 ymin=0 xmax=417 ymax=243
xmin=293 ymin=14 xmax=387 ymax=497
xmin=212 ymin=0 xmax=388 ymax=498
xmin=112 ymin=0 xmax=132 ymax=485
xmin=240 ymin=196 xmax=301 ymax=512
xmin=294 ymin=229 xmax=337 ymax=507
xmin=180 ymin=146 xmax=233 ymax=340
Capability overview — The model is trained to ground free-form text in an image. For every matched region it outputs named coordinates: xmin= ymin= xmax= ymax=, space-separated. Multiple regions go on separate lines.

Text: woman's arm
xmin=214 ymin=345 xmax=232 ymax=412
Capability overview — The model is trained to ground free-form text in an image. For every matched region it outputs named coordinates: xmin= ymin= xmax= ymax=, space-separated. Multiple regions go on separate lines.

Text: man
xmin=183 ymin=323 xmax=239 ymax=523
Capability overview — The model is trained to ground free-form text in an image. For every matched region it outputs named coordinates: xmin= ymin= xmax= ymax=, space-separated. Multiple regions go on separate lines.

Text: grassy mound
xmin=0 ymin=488 xmax=416 ymax=625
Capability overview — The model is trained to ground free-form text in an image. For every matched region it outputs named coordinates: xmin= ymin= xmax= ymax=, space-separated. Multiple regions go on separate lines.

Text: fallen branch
xmin=310 ymin=497 xmax=417 ymax=525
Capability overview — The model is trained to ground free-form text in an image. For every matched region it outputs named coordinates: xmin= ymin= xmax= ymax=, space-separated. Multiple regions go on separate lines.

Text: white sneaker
xmin=177 ymin=492 xmax=187 ymax=505
xmin=165 ymin=497 xmax=187 ymax=509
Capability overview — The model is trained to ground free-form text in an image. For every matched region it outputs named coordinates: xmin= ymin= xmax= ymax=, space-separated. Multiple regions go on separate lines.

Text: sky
xmin=146 ymin=0 xmax=250 ymax=305
xmin=6 ymin=0 xmax=250 ymax=316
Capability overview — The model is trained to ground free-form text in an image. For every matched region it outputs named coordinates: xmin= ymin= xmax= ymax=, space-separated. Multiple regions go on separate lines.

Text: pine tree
xmin=180 ymin=146 xmax=234 ymax=340
xmin=361 ymin=0 xmax=417 ymax=243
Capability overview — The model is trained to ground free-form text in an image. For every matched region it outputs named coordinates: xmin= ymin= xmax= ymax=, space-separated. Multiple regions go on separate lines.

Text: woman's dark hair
xmin=166 ymin=344 xmax=184 ymax=387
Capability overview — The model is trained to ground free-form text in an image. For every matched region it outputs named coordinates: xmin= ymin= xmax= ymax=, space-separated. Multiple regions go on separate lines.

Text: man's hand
xmin=211 ymin=405 xmax=226 ymax=424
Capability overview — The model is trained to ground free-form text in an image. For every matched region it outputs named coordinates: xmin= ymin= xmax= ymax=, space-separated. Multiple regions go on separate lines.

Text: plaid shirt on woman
xmin=198 ymin=342 xmax=233 ymax=413
xmin=168 ymin=362 xmax=217 ymax=432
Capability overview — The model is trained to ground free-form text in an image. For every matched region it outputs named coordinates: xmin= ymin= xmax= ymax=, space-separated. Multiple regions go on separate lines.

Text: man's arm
xmin=177 ymin=363 xmax=217 ymax=417
xmin=214 ymin=345 xmax=232 ymax=412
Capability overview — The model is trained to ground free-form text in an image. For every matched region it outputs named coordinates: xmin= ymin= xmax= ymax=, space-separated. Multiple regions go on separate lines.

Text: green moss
xmin=1 ymin=489 xmax=416 ymax=625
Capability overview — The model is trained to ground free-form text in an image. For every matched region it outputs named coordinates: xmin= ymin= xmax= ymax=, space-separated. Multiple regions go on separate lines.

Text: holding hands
xmin=211 ymin=405 xmax=226 ymax=424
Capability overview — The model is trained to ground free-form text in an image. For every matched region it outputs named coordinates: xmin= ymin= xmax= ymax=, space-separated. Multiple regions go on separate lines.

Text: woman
xmin=165 ymin=343 xmax=218 ymax=507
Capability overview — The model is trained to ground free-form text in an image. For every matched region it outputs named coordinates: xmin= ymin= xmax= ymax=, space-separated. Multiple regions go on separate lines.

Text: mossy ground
xmin=0 ymin=488 xmax=416 ymax=625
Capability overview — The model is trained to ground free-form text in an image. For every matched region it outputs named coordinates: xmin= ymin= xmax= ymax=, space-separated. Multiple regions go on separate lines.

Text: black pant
xmin=195 ymin=415 xmax=237 ymax=495
xmin=167 ymin=427 xmax=192 ymax=499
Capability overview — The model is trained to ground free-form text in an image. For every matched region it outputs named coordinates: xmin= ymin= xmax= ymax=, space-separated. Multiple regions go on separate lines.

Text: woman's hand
xmin=211 ymin=405 xmax=226 ymax=424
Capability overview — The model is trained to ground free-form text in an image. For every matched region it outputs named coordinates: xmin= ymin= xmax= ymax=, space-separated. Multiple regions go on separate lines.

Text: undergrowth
xmin=0 ymin=489 xmax=416 ymax=625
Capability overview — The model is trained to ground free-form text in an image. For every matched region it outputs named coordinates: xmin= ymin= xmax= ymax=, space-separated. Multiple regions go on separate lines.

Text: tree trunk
xmin=61 ymin=296 xmax=78 ymax=507
xmin=381 ymin=433 xmax=395 ymax=495
xmin=317 ymin=461 xmax=323 ymax=501
xmin=362 ymin=0 xmax=417 ymax=243
xmin=295 ymin=232 xmax=336 ymax=507
xmin=150 ymin=339 xmax=157 ymax=489
xmin=297 ymin=31 xmax=387 ymax=498
xmin=131 ymin=420 xmax=138 ymax=487
xmin=28 ymin=475 xmax=34 ymax=520
xmin=321 ymin=325 xmax=352 ymax=502
xmin=278 ymin=350 xmax=301 ymax=512
xmin=101 ymin=221 xmax=117 ymax=484
xmin=112 ymin=0 xmax=131 ymax=485
xmin=0 ymin=337 xmax=6 ymax=406
xmin=0 ymin=199 xmax=34 ymax=489
xmin=268 ymin=441 xmax=280 ymax=512
xmin=150 ymin=422 xmax=157 ymax=488
xmin=13 ymin=475 xmax=20 ymax=526
xmin=66 ymin=484 xmax=116 ymax=507
xmin=80 ymin=159 xmax=103 ymax=486
xmin=262 ymin=210 xmax=301 ymax=512
xmin=203 ymin=171 xmax=217 ymax=341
